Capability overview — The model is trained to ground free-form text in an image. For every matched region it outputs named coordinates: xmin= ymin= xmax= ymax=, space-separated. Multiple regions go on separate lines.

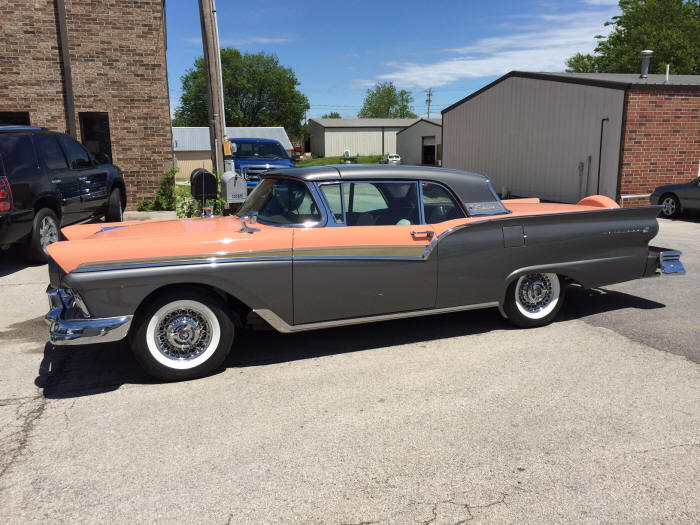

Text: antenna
xmin=425 ymin=88 xmax=433 ymax=118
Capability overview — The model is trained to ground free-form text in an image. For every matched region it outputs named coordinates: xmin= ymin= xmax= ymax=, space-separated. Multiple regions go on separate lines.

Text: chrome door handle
xmin=78 ymin=176 xmax=88 ymax=182
xmin=50 ymin=179 xmax=61 ymax=184
xmin=411 ymin=230 xmax=434 ymax=239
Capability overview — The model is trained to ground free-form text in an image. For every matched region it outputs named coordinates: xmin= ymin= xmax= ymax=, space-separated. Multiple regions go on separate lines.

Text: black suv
xmin=0 ymin=126 xmax=125 ymax=262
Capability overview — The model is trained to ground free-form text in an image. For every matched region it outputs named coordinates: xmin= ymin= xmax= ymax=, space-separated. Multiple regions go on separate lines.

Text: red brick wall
xmin=618 ymin=89 xmax=700 ymax=207
xmin=0 ymin=0 xmax=173 ymax=209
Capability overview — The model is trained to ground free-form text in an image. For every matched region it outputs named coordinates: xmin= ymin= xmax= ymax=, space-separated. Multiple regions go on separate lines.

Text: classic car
xmin=650 ymin=176 xmax=700 ymax=218
xmin=45 ymin=165 xmax=685 ymax=381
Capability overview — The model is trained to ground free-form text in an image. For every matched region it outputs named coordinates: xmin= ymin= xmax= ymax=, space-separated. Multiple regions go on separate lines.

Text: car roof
xmin=228 ymin=137 xmax=281 ymax=144
xmin=264 ymin=164 xmax=502 ymax=206
xmin=0 ymin=125 xmax=47 ymax=133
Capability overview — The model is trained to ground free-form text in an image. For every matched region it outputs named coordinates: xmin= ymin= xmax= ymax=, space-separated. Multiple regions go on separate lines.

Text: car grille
xmin=242 ymin=167 xmax=270 ymax=182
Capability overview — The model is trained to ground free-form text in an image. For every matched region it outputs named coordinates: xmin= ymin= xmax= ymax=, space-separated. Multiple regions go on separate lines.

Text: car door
xmin=679 ymin=178 xmax=700 ymax=211
xmin=33 ymin=133 xmax=83 ymax=225
xmin=292 ymin=180 xmax=437 ymax=325
xmin=58 ymin=135 xmax=109 ymax=218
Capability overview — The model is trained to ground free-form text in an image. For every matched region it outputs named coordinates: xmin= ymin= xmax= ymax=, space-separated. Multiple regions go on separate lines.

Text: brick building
xmin=0 ymin=0 xmax=173 ymax=208
xmin=442 ymin=71 xmax=700 ymax=206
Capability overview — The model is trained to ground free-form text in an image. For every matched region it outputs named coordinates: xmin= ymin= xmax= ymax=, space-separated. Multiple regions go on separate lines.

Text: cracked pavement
xmin=0 ymin=219 xmax=698 ymax=523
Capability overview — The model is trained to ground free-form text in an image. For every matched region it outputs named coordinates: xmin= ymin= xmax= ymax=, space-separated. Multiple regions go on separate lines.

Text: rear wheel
xmin=503 ymin=272 xmax=565 ymax=328
xmin=130 ymin=289 xmax=234 ymax=381
xmin=105 ymin=187 xmax=123 ymax=222
xmin=659 ymin=193 xmax=680 ymax=219
xmin=24 ymin=208 xmax=60 ymax=263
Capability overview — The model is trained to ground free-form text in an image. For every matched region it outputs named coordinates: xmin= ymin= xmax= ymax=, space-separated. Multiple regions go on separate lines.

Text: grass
xmin=295 ymin=155 xmax=383 ymax=167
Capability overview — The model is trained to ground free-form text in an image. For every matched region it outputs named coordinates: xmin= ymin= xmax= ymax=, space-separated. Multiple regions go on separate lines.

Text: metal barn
xmin=309 ymin=118 xmax=418 ymax=157
xmin=396 ymin=119 xmax=442 ymax=166
xmin=442 ymin=71 xmax=700 ymax=205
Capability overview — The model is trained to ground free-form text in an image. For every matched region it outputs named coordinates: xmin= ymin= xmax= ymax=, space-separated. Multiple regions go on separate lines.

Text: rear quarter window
xmin=0 ymin=134 xmax=38 ymax=179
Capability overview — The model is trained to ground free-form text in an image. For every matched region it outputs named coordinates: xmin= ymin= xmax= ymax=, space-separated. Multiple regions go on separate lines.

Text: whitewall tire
xmin=130 ymin=289 xmax=234 ymax=381
xmin=503 ymin=272 xmax=565 ymax=328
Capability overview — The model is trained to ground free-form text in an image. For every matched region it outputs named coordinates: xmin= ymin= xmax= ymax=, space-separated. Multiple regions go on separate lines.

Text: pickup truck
xmin=229 ymin=138 xmax=295 ymax=189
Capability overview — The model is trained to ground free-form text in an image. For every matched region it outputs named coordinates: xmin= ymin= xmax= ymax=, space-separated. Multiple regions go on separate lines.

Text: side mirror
xmin=95 ymin=152 xmax=111 ymax=165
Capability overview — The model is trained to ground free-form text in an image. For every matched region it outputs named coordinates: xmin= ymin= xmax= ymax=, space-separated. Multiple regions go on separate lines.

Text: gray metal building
xmin=396 ymin=118 xmax=442 ymax=166
xmin=442 ymin=71 xmax=700 ymax=205
xmin=442 ymin=72 xmax=628 ymax=203
xmin=309 ymin=118 xmax=418 ymax=157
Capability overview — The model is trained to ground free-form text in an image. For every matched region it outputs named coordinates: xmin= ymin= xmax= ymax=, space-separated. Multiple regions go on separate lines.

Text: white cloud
xmin=355 ymin=7 xmax=618 ymax=90
xmin=184 ymin=36 xmax=295 ymax=47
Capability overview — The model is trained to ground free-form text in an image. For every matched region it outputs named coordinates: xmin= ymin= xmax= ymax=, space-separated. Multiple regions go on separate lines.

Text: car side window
xmin=422 ymin=182 xmax=466 ymax=223
xmin=59 ymin=136 xmax=92 ymax=169
xmin=34 ymin=134 xmax=69 ymax=170
xmin=320 ymin=183 xmax=344 ymax=223
xmin=0 ymin=134 xmax=37 ymax=178
xmin=343 ymin=181 xmax=419 ymax=226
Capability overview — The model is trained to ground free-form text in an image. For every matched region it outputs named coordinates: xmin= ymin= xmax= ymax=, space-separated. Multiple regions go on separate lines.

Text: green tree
xmin=357 ymin=82 xmax=418 ymax=118
xmin=172 ymin=49 xmax=310 ymax=136
xmin=566 ymin=0 xmax=700 ymax=74
xmin=321 ymin=112 xmax=342 ymax=118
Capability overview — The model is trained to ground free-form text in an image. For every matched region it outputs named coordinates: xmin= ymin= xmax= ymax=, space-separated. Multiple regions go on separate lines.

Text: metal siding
xmin=324 ymin=128 xmax=391 ymax=156
xmin=397 ymin=121 xmax=442 ymax=166
xmin=443 ymin=77 xmax=624 ymax=202
xmin=172 ymin=126 xmax=293 ymax=152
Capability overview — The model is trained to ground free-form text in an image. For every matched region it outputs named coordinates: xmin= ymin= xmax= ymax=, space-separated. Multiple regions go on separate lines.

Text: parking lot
xmin=0 ymin=218 xmax=698 ymax=523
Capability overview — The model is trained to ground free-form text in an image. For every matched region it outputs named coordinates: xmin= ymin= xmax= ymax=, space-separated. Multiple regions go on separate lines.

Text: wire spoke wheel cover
xmin=39 ymin=216 xmax=59 ymax=251
xmin=514 ymin=272 xmax=560 ymax=320
xmin=145 ymin=300 xmax=221 ymax=370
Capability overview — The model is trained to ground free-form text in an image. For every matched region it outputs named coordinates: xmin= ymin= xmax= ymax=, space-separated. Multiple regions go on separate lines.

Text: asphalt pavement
xmin=0 ymin=217 xmax=698 ymax=523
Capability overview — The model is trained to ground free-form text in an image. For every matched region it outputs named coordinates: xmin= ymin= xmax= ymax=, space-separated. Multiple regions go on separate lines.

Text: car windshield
xmin=231 ymin=140 xmax=288 ymax=160
xmin=237 ymin=178 xmax=321 ymax=225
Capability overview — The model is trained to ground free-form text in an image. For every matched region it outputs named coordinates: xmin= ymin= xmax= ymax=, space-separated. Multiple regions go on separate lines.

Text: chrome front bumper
xmin=45 ymin=287 xmax=132 ymax=346
xmin=644 ymin=247 xmax=686 ymax=277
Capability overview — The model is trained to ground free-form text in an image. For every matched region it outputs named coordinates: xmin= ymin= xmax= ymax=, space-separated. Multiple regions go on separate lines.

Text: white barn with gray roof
xmin=309 ymin=118 xmax=419 ymax=158
xmin=396 ymin=118 xmax=442 ymax=166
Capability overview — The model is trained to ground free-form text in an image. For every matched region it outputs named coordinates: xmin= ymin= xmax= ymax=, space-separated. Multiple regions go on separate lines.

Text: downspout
xmin=382 ymin=127 xmax=385 ymax=157
xmin=596 ymin=117 xmax=609 ymax=195
xmin=55 ymin=0 xmax=76 ymax=139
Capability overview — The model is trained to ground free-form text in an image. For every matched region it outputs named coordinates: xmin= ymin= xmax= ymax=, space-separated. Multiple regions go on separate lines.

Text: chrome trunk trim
xmin=253 ymin=302 xmax=500 ymax=333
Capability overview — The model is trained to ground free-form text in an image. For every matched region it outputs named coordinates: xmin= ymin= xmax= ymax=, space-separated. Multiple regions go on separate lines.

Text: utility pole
xmin=198 ymin=0 xmax=226 ymax=176
xmin=425 ymin=88 xmax=433 ymax=119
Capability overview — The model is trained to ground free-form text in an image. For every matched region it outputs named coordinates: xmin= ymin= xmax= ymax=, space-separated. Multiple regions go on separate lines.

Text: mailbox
xmin=221 ymin=170 xmax=247 ymax=204
xmin=189 ymin=168 xmax=218 ymax=202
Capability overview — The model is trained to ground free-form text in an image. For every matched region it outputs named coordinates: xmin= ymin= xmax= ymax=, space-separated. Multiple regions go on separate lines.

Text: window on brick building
xmin=79 ymin=112 xmax=112 ymax=163
xmin=0 ymin=112 xmax=30 ymax=126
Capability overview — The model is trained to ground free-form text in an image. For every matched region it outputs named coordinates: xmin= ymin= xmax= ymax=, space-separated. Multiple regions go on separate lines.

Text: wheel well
xmin=133 ymin=283 xmax=251 ymax=328
xmin=34 ymin=196 xmax=62 ymax=221
xmin=658 ymin=192 xmax=678 ymax=204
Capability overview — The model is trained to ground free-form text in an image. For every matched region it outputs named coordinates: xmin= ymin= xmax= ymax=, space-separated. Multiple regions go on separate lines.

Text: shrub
xmin=139 ymin=168 xmax=178 ymax=211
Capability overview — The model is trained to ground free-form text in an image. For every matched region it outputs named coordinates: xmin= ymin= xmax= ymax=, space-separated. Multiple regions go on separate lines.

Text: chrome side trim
xmin=253 ymin=302 xmax=500 ymax=333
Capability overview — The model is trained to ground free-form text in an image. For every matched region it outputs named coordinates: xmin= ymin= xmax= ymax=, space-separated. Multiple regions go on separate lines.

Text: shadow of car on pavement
xmin=36 ymin=287 xmax=665 ymax=400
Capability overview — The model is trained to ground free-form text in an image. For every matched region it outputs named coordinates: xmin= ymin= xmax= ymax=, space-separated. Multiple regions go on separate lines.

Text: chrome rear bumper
xmin=644 ymin=247 xmax=686 ymax=277
xmin=45 ymin=287 xmax=132 ymax=345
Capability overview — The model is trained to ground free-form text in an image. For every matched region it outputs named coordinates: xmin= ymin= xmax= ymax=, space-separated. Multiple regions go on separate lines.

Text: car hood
xmin=651 ymin=182 xmax=693 ymax=194
xmin=235 ymin=158 xmax=294 ymax=169
xmin=48 ymin=217 xmax=293 ymax=273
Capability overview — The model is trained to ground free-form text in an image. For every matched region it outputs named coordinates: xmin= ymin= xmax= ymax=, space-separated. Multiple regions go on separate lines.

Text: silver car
xmin=651 ymin=177 xmax=700 ymax=218
xmin=381 ymin=153 xmax=401 ymax=165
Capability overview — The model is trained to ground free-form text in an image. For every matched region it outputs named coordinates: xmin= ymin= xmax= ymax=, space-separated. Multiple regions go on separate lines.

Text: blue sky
xmin=165 ymin=0 xmax=620 ymax=119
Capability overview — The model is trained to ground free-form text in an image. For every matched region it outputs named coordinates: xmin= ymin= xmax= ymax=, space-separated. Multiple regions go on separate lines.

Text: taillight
xmin=0 ymin=176 xmax=13 ymax=212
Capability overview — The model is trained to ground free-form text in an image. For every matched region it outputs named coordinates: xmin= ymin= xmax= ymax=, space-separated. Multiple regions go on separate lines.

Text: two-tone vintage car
xmin=45 ymin=165 xmax=685 ymax=381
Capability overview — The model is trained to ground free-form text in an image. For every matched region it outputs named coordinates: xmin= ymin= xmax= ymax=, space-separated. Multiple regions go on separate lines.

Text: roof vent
xmin=640 ymin=50 xmax=653 ymax=78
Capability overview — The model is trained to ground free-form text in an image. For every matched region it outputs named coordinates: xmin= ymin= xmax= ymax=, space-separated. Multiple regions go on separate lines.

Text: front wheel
xmin=659 ymin=194 xmax=680 ymax=219
xmin=130 ymin=290 xmax=234 ymax=381
xmin=105 ymin=187 xmax=123 ymax=222
xmin=502 ymin=272 xmax=565 ymax=328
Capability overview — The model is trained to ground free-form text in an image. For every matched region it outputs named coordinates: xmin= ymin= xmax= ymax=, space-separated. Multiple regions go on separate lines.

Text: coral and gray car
xmin=650 ymin=176 xmax=700 ymax=218
xmin=45 ymin=165 xmax=685 ymax=381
